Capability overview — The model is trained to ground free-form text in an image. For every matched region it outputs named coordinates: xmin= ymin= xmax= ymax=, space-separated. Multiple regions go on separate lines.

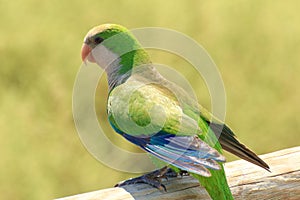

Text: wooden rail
xmin=57 ymin=146 xmax=300 ymax=200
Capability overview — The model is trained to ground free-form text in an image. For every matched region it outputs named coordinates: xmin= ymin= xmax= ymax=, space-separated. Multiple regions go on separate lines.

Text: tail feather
xmin=209 ymin=122 xmax=270 ymax=171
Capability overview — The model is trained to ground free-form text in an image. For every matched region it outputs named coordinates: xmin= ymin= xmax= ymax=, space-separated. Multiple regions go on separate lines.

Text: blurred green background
xmin=1 ymin=0 xmax=299 ymax=199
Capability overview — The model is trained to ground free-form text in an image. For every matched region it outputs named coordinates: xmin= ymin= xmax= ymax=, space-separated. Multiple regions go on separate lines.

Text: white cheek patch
xmin=91 ymin=45 xmax=120 ymax=70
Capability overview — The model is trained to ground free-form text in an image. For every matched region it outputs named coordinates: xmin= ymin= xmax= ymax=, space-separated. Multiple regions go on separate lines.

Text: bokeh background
xmin=1 ymin=0 xmax=299 ymax=199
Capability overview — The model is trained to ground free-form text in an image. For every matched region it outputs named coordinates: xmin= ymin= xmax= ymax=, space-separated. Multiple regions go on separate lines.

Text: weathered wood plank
xmin=57 ymin=146 xmax=300 ymax=200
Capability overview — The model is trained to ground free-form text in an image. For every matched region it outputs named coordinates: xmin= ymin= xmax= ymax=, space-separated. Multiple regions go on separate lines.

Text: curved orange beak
xmin=81 ymin=43 xmax=96 ymax=63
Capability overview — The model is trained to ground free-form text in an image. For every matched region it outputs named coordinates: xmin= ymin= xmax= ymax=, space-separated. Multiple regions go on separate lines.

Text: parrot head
xmin=81 ymin=23 xmax=151 ymax=84
xmin=81 ymin=24 xmax=139 ymax=64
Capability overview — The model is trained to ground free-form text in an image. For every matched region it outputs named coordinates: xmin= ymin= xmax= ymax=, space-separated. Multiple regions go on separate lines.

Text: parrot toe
xmin=115 ymin=166 xmax=170 ymax=191
xmin=165 ymin=168 xmax=189 ymax=178
xmin=114 ymin=166 xmax=190 ymax=191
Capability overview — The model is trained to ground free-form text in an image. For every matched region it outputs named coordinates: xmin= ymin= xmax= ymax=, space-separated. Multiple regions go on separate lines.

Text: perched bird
xmin=81 ymin=24 xmax=269 ymax=200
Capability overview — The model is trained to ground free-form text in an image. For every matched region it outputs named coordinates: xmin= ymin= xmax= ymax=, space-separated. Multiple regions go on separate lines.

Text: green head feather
xmin=84 ymin=24 xmax=151 ymax=75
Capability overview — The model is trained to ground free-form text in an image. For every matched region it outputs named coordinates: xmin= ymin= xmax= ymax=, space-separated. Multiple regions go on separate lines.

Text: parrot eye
xmin=94 ymin=36 xmax=104 ymax=44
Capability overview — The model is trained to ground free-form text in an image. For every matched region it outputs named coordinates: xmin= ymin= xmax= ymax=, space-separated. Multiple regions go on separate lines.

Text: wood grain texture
xmin=56 ymin=146 xmax=300 ymax=200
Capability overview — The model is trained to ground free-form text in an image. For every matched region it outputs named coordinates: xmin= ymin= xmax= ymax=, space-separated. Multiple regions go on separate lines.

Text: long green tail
xmin=196 ymin=118 xmax=234 ymax=200
xmin=193 ymin=165 xmax=233 ymax=200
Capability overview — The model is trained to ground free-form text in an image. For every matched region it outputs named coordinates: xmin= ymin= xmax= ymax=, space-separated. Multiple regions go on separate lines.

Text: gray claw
xmin=114 ymin=167 xmax=189 ymax=191
xmin=115 ymin=166 xmax=168 ymax=191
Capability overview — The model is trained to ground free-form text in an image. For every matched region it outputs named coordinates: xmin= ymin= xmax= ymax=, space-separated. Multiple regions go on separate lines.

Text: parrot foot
xmin=115 ymin=166 xmax=168 ymax=191
xmin=115 ymin=167 xmax=189 ymax=191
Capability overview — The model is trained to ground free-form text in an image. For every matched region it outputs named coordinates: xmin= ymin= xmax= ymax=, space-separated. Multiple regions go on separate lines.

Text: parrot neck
xmin=106 ymin=48 xmax=152 ymax=90
xmin=92 ymin=36 xmax=152 ymax=90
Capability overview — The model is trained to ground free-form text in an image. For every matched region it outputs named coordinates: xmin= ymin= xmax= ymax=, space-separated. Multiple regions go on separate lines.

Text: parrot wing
xmin=122 ymin=132 xmax=225 ymax=177
xmin=108 ymin=73 xmax=269 ymax=171
xmin=131 ymin=72 xmax=269 ymax=170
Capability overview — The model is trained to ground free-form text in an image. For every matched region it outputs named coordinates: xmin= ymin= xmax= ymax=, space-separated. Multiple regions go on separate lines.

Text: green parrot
xmin=81 ymin=24 xmax=269 ymax=200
